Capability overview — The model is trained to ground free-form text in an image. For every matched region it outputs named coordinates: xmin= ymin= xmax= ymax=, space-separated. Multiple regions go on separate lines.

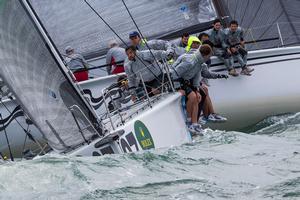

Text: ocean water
xmin=0 ymin=113 xmax=299 ymax=200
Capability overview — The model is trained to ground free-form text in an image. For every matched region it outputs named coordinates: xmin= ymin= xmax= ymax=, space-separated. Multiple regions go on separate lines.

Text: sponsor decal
xmin=93 ymin=120 xmax=155 ymax=155
xmin=134 ymin=120 xmax=155 ymax=150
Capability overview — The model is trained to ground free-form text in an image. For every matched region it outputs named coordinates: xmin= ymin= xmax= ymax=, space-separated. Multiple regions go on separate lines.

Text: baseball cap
xmin=129 ymin=31 xmax=140 ymax=38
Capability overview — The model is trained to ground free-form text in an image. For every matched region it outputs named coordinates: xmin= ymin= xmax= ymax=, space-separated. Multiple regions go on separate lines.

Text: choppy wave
xmin=0 ymin=114 xmax=300 ymax=200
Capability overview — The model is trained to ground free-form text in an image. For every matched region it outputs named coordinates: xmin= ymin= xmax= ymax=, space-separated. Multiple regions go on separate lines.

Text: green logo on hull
xmin=134 ymin=120 xmax=155 ymax=150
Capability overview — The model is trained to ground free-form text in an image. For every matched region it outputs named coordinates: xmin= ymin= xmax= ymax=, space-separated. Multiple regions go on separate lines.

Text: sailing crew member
xmin=65 ymin=46 xmax=89 ymax=82
xmin=188 ymin=38 xmax=228 ymax=124
xmin=124 ymin=45 xmax=168 ymax=101
xmin=225 ymin=20 xmax=254 ymax=76
xmin=106 ymin=40 xmax=127 ymax=75
xmin=207 ymin=19 xmax=238 ymax=77
xmin=176 ymin=39 xmax=227 ymax=123
xmin=171 ymin=45 xmax=228 ymax=133
xmin=198 ymin=32 xmax=210 ymax=43
xmin=172 ymin=32 xmax=190 ymax=58
xmin=129 ymin=31 xmax=175 ymax=57
xmin=185 ymin=36 xmax=202 ymax=52
xmin=185 ymin=36 xmax=212 ymax=86
xmin=113 ymin=75 xmax=132 ymax=108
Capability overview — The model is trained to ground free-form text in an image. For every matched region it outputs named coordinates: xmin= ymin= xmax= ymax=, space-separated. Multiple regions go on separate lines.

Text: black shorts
xmin=143 ymin=74 xmax=164 ymax=97
xmin=182 ymin=83 xmax=206 ymax=101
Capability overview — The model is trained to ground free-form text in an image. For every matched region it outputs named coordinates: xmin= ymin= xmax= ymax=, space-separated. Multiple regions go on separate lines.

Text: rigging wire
xmin=0 ymin=113 xmax=14 ymax=161
xmin=0 ymin=98 xmax=45 ymax=154
xmin=120 ymin=0 xmax=164 ymax=74
xmin=83 ymin=0 xmax=162 ymax=83
xmin=21 ymin=123 xmax=29 ymax=160
xmin=245 ymin=0 xmax=265 ymax=31
xmin=240 ymin=0 xmax=249 ymax=24
xmin=255 ymin=11 xmax=284 ymax=44
xmin=233 ymin=0 xmax=239 ymax=20
xmin=279 ymin=0 xmax=300 ymax=43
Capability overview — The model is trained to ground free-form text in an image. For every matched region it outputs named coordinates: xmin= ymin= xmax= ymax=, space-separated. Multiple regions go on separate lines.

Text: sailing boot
xmin=245 ymin=66 xmax=254 ymax=73
xmin=188 ymin=123 xmax=203 ymax=135
xmin=240 ymin=67 xmax=252 ymax=76
xmin=210 ymin=113 xmax=227 ymax=122
xmin=228 ymin=68 xmax=239 ymax=77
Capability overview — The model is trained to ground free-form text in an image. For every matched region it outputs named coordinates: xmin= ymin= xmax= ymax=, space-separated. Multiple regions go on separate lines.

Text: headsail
xmin=29 ymin=0 xmax=217 ymax=58
xmin=0 ymin=0 xmax=101 ymax=153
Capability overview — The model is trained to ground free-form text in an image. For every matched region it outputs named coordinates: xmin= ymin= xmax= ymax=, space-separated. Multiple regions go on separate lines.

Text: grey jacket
xmin=172 ymin=38 xmax=187 ymax=58
xmin=224 ymin=27 xmax=245 ymax=47
xmin=207 ymin=28 xmax=228 ymax=49
xmin=136 ymin=39 xmax=174 ymax=54
xmin=171 ymin=49 xmax=218 ymax=87
xmin=124 ymin=50 xmax=168 ymax=88
xmin=65 ymin=53 xmax=88 ymax=71
xmin=106 ymin=47 xmax=127 ymax=74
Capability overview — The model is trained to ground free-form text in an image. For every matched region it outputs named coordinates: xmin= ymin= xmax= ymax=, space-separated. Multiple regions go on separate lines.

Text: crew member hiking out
xmin=208 ymin=19 xmax=238 ymax=77
xmin=124 ymin=45 xmax=169 ymax=101
xmin=175 ymin=41 xmax=227 ymax=124
xmin=64 ymin=46 xmax=89 ymax=82
xmin=106 ymin=40 xmax=127 ymax=75
xmin=198 ymin=32 xmax=214 ymax=86
xmin=225 ymin=20 xmax=254 ymax=76
xmin=171 ymin=45 xmax=227 ymax=134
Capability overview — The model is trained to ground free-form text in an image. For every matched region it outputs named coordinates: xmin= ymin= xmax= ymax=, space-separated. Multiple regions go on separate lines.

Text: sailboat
xmin=0 ymin=0 xmax=195 ymax=157
xmin=1 ymin=0 xmax=300 ymax=159
xmin=0 ymin=0 xmax=217 ymax=158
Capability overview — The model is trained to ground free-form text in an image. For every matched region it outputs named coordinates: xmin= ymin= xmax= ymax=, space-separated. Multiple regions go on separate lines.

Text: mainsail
xmin=29 ymin=0 xmax=217 ymax=58
xmin=0 ymin=0 xmax=101 ymax=153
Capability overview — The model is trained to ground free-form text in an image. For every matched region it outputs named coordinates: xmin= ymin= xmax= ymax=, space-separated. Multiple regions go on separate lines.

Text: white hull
xmin=208 ymin=46 xmax=300 ymax=130
xmin=1 ymin=46 xmax=300 ymax=156
xmin=69 ymin=93 xmax=192 ymax=156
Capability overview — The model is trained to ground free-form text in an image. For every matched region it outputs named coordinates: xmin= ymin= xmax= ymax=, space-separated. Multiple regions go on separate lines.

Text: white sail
xmin=0 ymin=0 xmax=101 ymax=153
xmin=29 ymin=0 xmax=217 ymax=57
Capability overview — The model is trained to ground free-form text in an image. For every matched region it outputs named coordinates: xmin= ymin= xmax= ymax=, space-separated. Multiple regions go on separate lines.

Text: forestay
xmin=0 ymin=0 xmax=101 ymax=153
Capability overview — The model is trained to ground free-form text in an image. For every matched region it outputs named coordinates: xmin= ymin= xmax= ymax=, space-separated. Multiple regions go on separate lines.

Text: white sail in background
xmin=0 ymin=0 xmax=101 ymax=153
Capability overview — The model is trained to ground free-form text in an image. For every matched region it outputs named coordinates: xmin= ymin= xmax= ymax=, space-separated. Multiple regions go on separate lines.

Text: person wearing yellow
xmin=185 ymin=36 xmax=202 ymax=52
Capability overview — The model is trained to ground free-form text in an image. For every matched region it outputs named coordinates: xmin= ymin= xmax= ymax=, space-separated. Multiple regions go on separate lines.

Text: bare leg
xmin=203 ymin=95 xmax=215 ymax=117
xmin=200 ymin=86 xmax=215 ymax=117
xmin=187 ymin=91 xmax=201 ymax=123
xmin=186 ymin=98 xmax=193 ymax=119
